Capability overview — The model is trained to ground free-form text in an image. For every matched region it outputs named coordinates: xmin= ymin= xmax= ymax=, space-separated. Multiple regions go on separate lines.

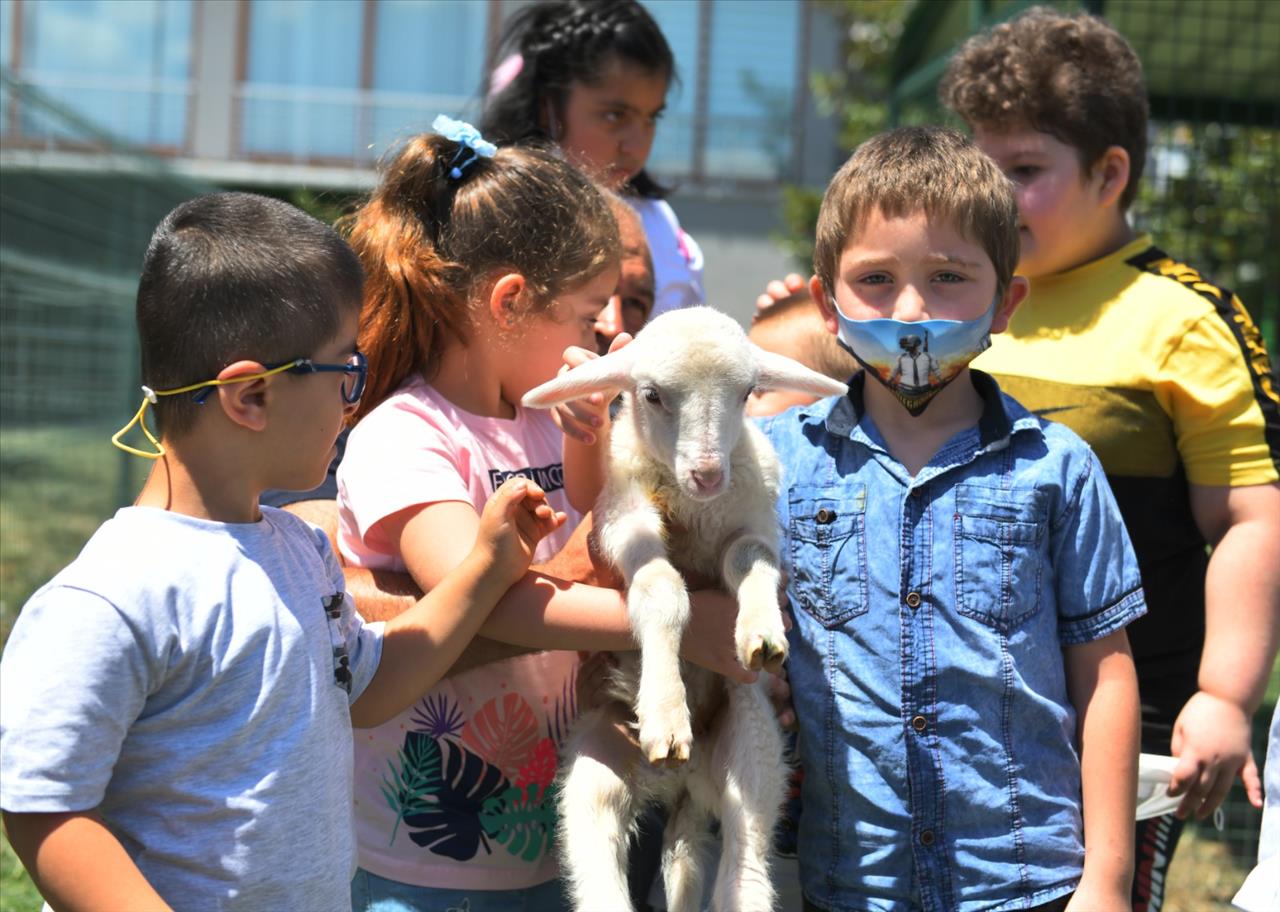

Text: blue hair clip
xmin=432 ymin=114 xmax=497 ymax=181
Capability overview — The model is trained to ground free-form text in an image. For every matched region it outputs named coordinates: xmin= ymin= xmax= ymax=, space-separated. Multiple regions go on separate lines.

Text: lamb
xmin=522 ymin=306 xmax=847 ymax=912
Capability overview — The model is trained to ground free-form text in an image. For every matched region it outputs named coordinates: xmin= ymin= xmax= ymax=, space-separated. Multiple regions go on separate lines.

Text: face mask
xmin=832 ymin=294 xmax=999 ymax=416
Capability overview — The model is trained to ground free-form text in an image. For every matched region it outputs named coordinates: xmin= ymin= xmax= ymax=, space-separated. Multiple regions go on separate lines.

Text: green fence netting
xmin=0 ymin=68 xmax=216 ymax=635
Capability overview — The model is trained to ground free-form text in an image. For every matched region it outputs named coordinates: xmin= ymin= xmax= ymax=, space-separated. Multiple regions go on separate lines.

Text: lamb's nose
xmin=691 ymin=464 xmax=724 ymax=493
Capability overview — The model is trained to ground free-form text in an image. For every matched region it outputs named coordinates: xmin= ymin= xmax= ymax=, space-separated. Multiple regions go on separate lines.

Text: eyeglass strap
xmin=110 ymin=361 xmax=302 ymax=459
xmin=111 ymin=394 xmax=166 ymax=459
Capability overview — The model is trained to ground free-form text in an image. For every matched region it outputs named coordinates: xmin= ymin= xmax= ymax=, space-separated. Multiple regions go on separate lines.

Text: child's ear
xmin=215 ymin=361 xmax=271 ymax=432
xmin=1093 ymin=145 xmax=1131 ymax=210
xmin=991 ymin=276 xmax=1030 ymax=334
xmin=809 ymin=276 xmax=840 ymax=336
xmin=488 ymin=273 xmax=528 ymax=328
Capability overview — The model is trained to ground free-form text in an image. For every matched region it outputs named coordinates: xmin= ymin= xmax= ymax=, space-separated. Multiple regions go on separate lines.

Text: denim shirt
xmin=760 ymin=371 xmax=1146 ymax=912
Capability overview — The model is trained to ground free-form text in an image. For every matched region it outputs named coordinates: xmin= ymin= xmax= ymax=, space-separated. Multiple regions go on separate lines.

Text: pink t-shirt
xmin=338 ymin=377 xmax=583 ymax=890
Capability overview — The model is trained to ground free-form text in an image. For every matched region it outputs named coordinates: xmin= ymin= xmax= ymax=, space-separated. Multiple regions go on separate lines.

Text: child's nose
xmin=594 ymin=296 xmax=624 ymax=351
xmin=892 ymin=287 xmax=929 ymax=322
xmin=619 ymin=122 xmax=651 ymax=157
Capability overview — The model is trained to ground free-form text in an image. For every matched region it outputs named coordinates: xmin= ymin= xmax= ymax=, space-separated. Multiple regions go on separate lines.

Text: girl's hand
xmin=474 ymin=478 xmax=567 ymax=584
xmin=683 ymin=590 xmax=757 ymax=684
xmin=550 ymin=335 xmax=633 ymax=444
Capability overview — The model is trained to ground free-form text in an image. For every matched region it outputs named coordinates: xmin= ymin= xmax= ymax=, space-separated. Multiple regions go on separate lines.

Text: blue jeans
xmin=351 ymin=868 xmax=571 ymax=912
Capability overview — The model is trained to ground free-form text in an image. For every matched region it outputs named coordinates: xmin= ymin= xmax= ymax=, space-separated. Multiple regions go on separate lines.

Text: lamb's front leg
xmin=722 ymin=532 xmax=788 ymax=673
xmin=601 ymin=493 xmax=693 ymax=766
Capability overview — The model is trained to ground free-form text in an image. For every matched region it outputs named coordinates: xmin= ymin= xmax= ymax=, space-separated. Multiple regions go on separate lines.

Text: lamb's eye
xmin=744 ymin=388 xmax=755 ymax=403
xmin=642 ymin=387 xmax=662 ymax=406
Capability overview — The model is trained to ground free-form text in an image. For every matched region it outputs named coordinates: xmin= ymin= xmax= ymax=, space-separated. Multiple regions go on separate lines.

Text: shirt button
xmin=905 ymin=591 xmax=922 ymax=608
xmin=910 ymin=487 xmax=923 ymax=497
xmin=816 ymin=508 xmax=835 ymax=524
xmin=911 ymin=715 xmax=927 ymax=733
xmin=920 ymin=829 xmax=936 ymax=846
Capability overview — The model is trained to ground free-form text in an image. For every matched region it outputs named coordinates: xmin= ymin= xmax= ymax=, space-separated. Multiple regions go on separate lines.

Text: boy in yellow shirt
xmin=941 ymin=8 xmax=1280 ymax=910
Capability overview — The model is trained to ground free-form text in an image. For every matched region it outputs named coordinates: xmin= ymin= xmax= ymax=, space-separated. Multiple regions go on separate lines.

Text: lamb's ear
xmin=522 ymin=347 xmax=637 ymax=409
xmin=751 ymin=345 xmax=849 ymax=398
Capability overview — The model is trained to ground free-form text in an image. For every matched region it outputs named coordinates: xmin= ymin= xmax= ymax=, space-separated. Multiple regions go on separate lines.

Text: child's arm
xmin=350 ymin=477 xmax=565 ymax=727
xmin=560 ymin=402 xmax=610 ymax=514
xmin=3 ymin=810 xmax=171 ymax=911
xmin=552 ymin=338 xmax=631 ymax=513
xmin=385 ymin=498 xmax=756 ymax=683
xmin=1169 ymin=481 xmax=1280 ymax=817
xmin=1063 ymin=629 xmax=1140 ymax=912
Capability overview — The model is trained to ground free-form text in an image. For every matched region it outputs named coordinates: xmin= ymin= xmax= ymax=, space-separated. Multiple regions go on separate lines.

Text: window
xmin=240 ymin=0 xmax=364 ymax=160
xmin=10 ymin=0 xmax=193 ymax=148
xmin=369 ymin=0 xmax=488 ymax=157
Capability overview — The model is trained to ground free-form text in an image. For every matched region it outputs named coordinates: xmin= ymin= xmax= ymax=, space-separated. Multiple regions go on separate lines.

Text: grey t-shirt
xmin=1 ymin=506 xmax=383 ymax=911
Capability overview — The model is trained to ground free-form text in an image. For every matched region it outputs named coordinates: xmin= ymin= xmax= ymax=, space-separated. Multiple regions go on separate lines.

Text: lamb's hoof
xmin=640 ymin=724 xmax=692 ymax=768
xmin=741 ymin=634 xmax=788 ymax=674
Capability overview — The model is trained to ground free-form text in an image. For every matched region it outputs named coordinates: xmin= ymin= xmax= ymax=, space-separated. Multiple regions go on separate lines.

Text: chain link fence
xmin=0 ymin=68 xmax=216 ymax=637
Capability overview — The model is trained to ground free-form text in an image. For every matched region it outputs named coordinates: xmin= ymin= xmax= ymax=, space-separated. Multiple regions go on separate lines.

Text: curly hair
xmin=481 ymin=0 xmax=675 ymax=199
xmin=813 ymin=127 xmax=1020 ymax=302
xmin=938 ymin=5 xmax=1148 ymax=209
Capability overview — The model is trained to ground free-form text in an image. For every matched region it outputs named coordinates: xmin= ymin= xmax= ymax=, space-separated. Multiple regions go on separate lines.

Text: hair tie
xmin=432 ymin=114 xmax=496 ymax=182
xmin=488 ymin=53 xmax=524 ymax=98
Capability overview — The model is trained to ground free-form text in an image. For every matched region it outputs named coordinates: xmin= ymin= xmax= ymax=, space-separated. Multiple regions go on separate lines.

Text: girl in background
xmin=483 ymin=0 xmax=704 ymax=320
xmin=337 ymin=120 xmax=617 ymax=911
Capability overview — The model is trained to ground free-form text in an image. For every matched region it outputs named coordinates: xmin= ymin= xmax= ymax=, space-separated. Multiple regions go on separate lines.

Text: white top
xmin=0 ymin=506 xmax=382 ymax=911
xmin=628 ymin=196 xmax=705 ymax=319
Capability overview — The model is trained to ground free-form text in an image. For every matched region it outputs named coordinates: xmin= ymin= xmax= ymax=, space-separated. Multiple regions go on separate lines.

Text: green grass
xmin=0 ymin=830 xmax=41 ymax=912
xmin=0 ymin=425 xmax=140 ymax=642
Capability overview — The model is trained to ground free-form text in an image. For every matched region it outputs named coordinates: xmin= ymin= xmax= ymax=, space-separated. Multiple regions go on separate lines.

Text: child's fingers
xmin=490 ymin=477 xmax=530 ymax=514
xmin=561 ymin=344 xmax=599 ymax=370
xmin=605 ymin=332 xmax=633 ymax=354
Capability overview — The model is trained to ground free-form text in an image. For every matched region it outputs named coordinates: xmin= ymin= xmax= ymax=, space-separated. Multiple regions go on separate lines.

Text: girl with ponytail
xmin=483 ymin=0 xmax=705 ymax=321
xmin=336 ymin=119 xmax=621 ymax=910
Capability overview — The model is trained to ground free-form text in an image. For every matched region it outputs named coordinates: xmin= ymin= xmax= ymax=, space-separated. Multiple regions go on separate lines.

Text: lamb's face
xmin=519 ymin=307 xmax=849 ymax=504
xmin=629 ymin=346 xmax=756 ymax=502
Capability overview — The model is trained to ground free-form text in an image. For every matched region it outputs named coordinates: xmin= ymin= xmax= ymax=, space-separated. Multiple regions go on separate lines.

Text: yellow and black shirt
xmin=975 ymin=234 xmax=1280 ymax=745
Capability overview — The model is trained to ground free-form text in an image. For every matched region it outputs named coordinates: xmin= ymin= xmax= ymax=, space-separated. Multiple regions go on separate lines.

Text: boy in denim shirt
xmin=759 ymin=127 xmax=1146 ymax=912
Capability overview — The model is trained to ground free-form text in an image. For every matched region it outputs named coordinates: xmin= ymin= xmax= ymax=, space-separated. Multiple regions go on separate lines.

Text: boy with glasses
xmin=0 ymin=192 xmax=564 ymax=911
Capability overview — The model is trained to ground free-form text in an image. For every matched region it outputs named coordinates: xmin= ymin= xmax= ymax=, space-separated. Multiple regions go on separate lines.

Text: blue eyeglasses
xmin=191 ymin=351 xmax=368 ymax=405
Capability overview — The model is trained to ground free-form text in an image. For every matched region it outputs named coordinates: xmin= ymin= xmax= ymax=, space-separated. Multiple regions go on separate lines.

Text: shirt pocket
xmin=788 ymin=483 xmax=869 ymax=628
xmin=953 ymin=485 xmax=1047 ymax=632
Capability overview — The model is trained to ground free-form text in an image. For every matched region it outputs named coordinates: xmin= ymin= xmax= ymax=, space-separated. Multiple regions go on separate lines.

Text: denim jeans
xmin=350 ymin=868 xmax=571 ymax=912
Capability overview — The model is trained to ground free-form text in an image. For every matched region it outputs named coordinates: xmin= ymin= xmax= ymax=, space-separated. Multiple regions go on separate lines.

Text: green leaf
xmin=381 ymin=731 xmax=443 ymax=846
xmin=479 ymin=781 xmax=560 ymax=862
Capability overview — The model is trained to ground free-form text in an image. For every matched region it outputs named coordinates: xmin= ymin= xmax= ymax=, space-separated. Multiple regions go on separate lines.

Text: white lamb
xmin=522 ymin=306 xmax=847 ymax=912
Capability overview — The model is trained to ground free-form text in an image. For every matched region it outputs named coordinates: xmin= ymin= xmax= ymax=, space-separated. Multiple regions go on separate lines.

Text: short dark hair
xmin=482 ymin=0 xmax=675 ymax=199
xmin=136 ymin=192 xmax=363 ymax=437
xmin=939 ymin=5 xmax=1148 ymax=210
xmin=814 ymin=127 xmax=1020 ymax=301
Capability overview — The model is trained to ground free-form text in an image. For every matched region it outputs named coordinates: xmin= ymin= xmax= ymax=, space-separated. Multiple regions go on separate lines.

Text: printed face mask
xmin=832 ymin=295 xmax=999 ymax=416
